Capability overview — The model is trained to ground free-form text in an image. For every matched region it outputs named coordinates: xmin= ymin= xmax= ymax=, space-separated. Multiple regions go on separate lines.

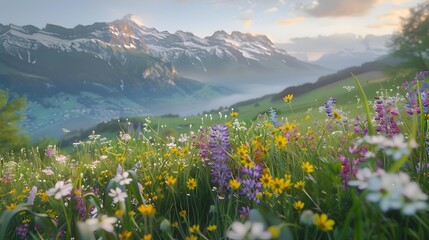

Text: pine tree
xmin=0 ymin=90 xmax=29 ymax=153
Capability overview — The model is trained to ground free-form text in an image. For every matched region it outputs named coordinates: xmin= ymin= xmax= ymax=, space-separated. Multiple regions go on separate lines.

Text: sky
xmin=0 ymin=0 xmax=423 ymax=44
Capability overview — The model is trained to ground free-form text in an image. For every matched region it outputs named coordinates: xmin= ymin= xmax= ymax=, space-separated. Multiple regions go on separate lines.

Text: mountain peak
xmin=121 ymin=14 xmax=145 ymax=27
xmin=210 ymin=30 xmax=230 ymax=39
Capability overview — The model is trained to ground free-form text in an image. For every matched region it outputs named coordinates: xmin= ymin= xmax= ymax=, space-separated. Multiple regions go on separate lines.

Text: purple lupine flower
xmin=268 ymin=108 xmax=282 ymax=127
xmin=137 ymin=123 xmax=143 ymax=139
xmin=16 ymin=224 xmax=29 ymax=239
xmin=116 ymin=164 xmax=123 ymax=176
xmin=416 ymin=71 xmax=428 ymax=81
xmin=373 ymin=96 xmax=401 ymax=137
xmin=128 ymin=123 xmax=134 ymax=136
xmin=237 ymin=164 xmax=263 ymax=204
xmin=203 ymin=125 xmax=232 ymax=196
xmin=403 ymin=78 xmax=429 ymax=116
xmin=74 ymin=189 xmax=87 ymax=220
xmin=27 ymin=186 xmax=37 ymax=205
xmin=324 ymin=97 xmax=336 ymax=118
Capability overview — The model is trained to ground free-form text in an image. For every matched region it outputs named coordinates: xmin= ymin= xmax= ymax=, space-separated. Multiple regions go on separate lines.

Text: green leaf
xmin=127 ymin=170 xmax=145 ymax=205
xmin=352 ymin=73 xmax=374 ymax=136
xmin=103 ymin=179 xmax=120 ymax=215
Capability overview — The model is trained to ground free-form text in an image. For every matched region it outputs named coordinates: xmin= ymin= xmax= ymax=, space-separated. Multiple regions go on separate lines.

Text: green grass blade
xmin=352 ymin=73 xmax=374 ymax=136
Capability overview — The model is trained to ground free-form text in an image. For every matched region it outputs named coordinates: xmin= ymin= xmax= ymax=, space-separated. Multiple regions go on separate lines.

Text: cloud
xmin=278 ymin=16 xmax=305 ymax=25
xmin=378 ymin=8 xmax=410 ymax=22
xmin=278 ymin=33 xmax=391 ymax=52
xmin=302 ymin=0 xmax=378 ymax=18
xmin=240 ymin=18 xmax=253 ymax=29
xmin=367 ymin=8 xmax=410 ymax=31
xmin=264 ymin=7 xmax=279 ymax=13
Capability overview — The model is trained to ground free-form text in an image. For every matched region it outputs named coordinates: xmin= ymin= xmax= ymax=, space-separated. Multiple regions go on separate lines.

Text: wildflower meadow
xmin=1 ymin=72 xmax=429 ymax=239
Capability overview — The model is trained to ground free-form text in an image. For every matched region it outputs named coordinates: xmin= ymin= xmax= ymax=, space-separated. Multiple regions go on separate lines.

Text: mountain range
xmin=277 ymin=34 xmax=391 ymax=70
xmin=0 ymin=15 xmax=329 ymax=139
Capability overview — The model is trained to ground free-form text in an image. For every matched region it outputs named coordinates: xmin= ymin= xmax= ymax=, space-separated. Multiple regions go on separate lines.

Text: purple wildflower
xmin=202 ymin=125 xmax=232 ymax=196
xmin=238 ymin=206 xmax=251 ymax=219
xmin=268 ymin=108 xmax=282 ymax=127
xmin=373 ymin=96 xmax=401 ymax=137
xmin=403 ymin=77 xmax=429 ymax=116
xmin=128 ymin=123 xmax=134 ymax=136
xmin=137 ymin=123 xmax=143 ymax=138
xmin=353 ymin=116 xmax=368 ymax=135
xmin=324 ymin=97 xmax=337 ymax=118
xmin=45 ymin=145 xmax=56 ymax=157
xmin=116 ymin=164 xmax=123 ymax=176
xmin=416 ymin=71 xmax=428 ymax=81
xmin=27 ymin=186 xmax=37 ymax=205
xmin=338 ymin=145 xmax=369 ymax=186
xmin=16 ymin=224 xmax=29 ymax=239
xmin=75 ymin=189 xmax=87 ymax=220
xmin=237 ymin=164 xmax=263 ymax=204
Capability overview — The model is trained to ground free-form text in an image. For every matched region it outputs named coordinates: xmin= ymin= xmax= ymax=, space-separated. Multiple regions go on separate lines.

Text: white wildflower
xmin=114 ymin=171 xmax=132 ymax=185
xmin=47 ymin=181 xmax=73 ymax=200
xmin=226 ymin=221 xmax=271 ymax=240
xmin=108 ymin=187 xmax=127 ymax=203
xmin=85 ymin=215 xmax=117 ymax=233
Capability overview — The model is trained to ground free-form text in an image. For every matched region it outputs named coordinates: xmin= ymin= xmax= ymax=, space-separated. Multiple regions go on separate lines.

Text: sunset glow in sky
xmin=0 ymin=0 xmax=423 ymax=43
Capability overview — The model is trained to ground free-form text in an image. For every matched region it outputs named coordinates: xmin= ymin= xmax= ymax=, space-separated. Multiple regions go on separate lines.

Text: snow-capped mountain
xmin=1 ymin=15 xmax=327 ymax=87
xmin=0 ymin=15 xmax=329 ymax=138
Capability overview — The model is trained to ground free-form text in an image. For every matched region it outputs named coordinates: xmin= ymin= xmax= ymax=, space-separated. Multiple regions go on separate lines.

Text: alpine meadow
xmin=1 ymin=1 xmax=429 ymax=240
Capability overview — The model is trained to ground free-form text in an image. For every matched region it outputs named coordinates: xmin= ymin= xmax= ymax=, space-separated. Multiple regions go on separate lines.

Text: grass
xmin=1 ymin=71 xmax=429 ymax=239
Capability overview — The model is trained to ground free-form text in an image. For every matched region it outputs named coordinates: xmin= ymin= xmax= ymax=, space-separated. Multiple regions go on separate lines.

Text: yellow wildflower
xmin=314 ymin=213 xmax=335 ymax=231
xmin=41 ymin=192 xmax=49 ymax=202
xmin=172 ymin=221 xmax=179 ymax=228
xmin=229 ymin=179 xmax=241 ymax=190
xmin=302 ymin=161 xmax=314 ymax=174
xmin=186 ymin=235 xmax=198 ymax=240
xmin=165 ymin=176 xmax=177 ymax=186
xmin=230 ymin=112 xmax=239 ymax=118
xmin=179 ymin=210 xmax=187 ymax=218
xmin=138 ymin=204 xmax=156 ymax=216
xmin=293 ymin=201 xmax=305 ymax=210
xmin=274 ymin=135 xmax=287 ymax=149
xmin=240 ymin=156 xmax=255 ymax=168
xmin=294 ymin=180 xmax=305 ymax=189
xmin=118 ymin=230 xmax=132 ymax=240
xmin=189 ymin=224 xmax=200 ymax=233
xmin=207 ymin=225 xmax=217 ymax=231
xmin=115 ymin=209 xmax=124 ymax=217
xmin=263 ymin=191 xmax=273 ymax=198
xmin=332 ymin=110 xmax=342 ymax=121
xmin=5 ymin=203 xmax=16 ymax=210
xmin=271 ymin=177 xmax=291 ymax=194
xmin=186 ymin=178 xmax=197 ymax=190
xmin=268 ymin=225 xmax=280 ymax=239
xmin=260 ymin=173 xmax=273 ymax=188
xmin=283 ymin=94 xmax=293 ymax=103
xmin=128 ymin=210 xmax=135 ymax=217
xmin=142 ymin=233 xmax=152 ymax=240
